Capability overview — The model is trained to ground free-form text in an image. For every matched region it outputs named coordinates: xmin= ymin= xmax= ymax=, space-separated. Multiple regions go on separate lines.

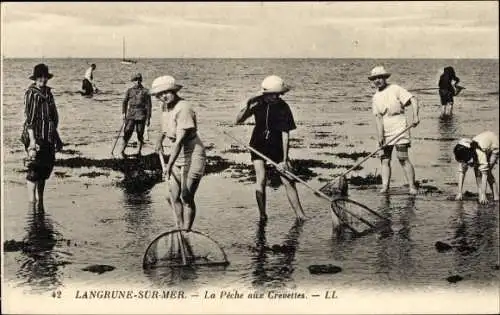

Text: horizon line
xmin=2 ymin=57 xmax=499 ymax=60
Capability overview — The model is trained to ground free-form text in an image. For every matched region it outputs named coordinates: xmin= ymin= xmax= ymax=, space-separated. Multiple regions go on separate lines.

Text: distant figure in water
xmin=21 ymin=64 xmax=63 ymax=208
xmin=235 ymin=75 xmax=308 ymax=222
xmin=120 ymin=73 xmax=152 ymax=157
xmin=454 ymin=131 xmax=499 ymax=204
xmin=152 ymin=75 xmax=206 ymax=231
xmin=438 ymin=66 xmax=461 ymax=117
xmin=369 ymin=66 xmax=420 ymax=195
xmin=81 ymin=63 xmax=97 ymax=96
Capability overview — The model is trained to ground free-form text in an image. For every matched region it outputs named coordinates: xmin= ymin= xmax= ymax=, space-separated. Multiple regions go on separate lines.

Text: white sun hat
xmin=457 ymin=138 xmax=472 ymax=148
xmin=150 ymin=75 xmax=183 ymax=95
xmin=261 ymin=75 xmax=290 ymax=94
xmin=368 ymin=66 xmax=391 ymax=81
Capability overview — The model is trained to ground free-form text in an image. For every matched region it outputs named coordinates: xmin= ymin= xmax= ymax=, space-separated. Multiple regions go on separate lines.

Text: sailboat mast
xmin=122 ymin=37 xmax=125 ymax=60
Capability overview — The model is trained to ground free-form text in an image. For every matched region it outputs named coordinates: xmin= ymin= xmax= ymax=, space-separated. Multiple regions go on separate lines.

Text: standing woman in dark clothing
xmin=22 ymin=64 xmax=63 ymax=207
xmin=236 ymin=75 xmax=307 ymax=222
xmin=438 ymin=66 xmax=461 ymax=117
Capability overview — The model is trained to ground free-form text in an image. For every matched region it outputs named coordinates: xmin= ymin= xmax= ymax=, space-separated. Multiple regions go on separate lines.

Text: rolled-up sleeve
xmin=176 ymin=107 xmax=196 ymax=131
xmin=476 ymin=149 xmax=489 ymax=172
xmin=397 ymin=86 xmax=413 ymax=106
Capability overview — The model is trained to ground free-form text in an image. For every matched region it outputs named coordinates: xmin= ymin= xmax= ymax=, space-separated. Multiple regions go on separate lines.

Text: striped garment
xmin=24 ymin=84 xmax=59 ymax=143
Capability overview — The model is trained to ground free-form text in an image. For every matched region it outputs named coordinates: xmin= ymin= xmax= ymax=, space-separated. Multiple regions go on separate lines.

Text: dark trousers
xmin=81 ymin=79 xmax=93 ymax=95
xmin=123 ymin=120 xmax=146 ymax=143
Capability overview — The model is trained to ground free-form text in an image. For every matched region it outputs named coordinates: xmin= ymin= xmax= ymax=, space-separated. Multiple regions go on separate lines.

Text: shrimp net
xmin=331 ymin=198 xmax=391 ymax=237
xmin=143 ymin=230 xmax=230 ymax=269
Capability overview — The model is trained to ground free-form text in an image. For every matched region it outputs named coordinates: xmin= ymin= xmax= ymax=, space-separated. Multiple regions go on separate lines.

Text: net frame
xmin=330 ymin=198 xmax=390 ymax=236
xmin=143 ymin=229 xmax=230 ymax=269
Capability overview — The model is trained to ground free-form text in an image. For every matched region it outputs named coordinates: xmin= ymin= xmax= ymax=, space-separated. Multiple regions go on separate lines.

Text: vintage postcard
xmin=1 ymin=1 xmax=499 ymax=314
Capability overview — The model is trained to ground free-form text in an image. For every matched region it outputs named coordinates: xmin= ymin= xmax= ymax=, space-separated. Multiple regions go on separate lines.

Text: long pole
xmin=220 ymin=130 xmax=385 ymax=225
xmin=111 ymin=121 xmax=125 ymax=156
xmin=319 ymin=124 xmax=415 ymax=191
xmin=158 ymin=150 xmax=188 ymax=266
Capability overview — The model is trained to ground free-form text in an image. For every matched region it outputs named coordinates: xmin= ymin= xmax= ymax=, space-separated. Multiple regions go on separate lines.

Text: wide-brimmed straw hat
xmin=131 ymin=73 xmax=142 ymax=82
xmin=261 ymin=75 xmax=290 ymax=94
xmin=368 ymin=66 xmax=391 ymax=81
xmin=150 ymin=76 xmax=183 ymax=95
xmin=29 ymin=63 xmax=54 ymax=80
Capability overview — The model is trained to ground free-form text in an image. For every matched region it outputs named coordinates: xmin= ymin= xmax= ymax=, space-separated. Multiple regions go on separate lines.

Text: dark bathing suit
xmin=248 ymin=96 xmax=297 ymax=163
xmin=438 ymin=68 xmax=460 ymax=105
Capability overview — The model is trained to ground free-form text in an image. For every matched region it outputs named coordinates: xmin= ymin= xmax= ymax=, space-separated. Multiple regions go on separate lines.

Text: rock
xmin=308 ymin=264 xmax=342 ymax=275
xmin=3 ymin=240 xmax=24 ymax=252
xmin=446 ymin=275 xmax=463 ymax=283
xmin=435 ymin=241 xmax=453 ymax=252
xmin=82 ymin=264 xmax=115 ymax=274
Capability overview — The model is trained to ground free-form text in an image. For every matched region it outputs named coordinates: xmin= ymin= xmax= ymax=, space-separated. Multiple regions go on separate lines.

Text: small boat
xmin=121 ymin=38 xmax=136 ymax=65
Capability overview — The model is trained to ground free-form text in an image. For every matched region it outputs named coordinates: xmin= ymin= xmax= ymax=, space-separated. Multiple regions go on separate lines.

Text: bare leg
xmin=36 ymin=180 xmax=46 ymax=208
xmin=399 ymin=158 xmax=417 ymax=194
xmin=473 ymin=168 xmax=482 ymax=195
xmin=380 ymin=158 xmax=391 ymax=193
xmin=182 ymin=172 xmax=203 ymax=231
xmin=27 ymin=180 xmax=36 ymax=203
xmin=253 ymin=160 xmax=267 ymax=221
xmin=487 ymin=171 xmax=499 ymax=201
xmin=280 ymin=175 xmax=308 ymax=221
xmin=168 ymin=171 xmax=184 ymax=229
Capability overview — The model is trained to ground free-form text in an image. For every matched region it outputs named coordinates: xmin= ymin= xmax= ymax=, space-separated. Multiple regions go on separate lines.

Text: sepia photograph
xmin=1 ymin=1 xmax=499 ymax=314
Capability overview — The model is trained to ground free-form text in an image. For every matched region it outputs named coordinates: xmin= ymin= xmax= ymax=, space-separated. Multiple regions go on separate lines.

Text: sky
xmin=1 ymin=1 xmax=498 ymax=58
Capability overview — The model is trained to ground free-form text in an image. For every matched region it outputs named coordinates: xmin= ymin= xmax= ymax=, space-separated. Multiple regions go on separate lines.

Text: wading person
xmin=235 ymin=75 xmax=307 ymax=222
xmin=369 ymin=66 xmax=420 ymax=195
xmin=120 ymin=73 xmax=152 ymax=157
xmin=22 ymin=64 xmax=63 ymax=207
xmin=153 ymin=75 xmax=206 ymax=231
xmin=81 ymin=63 xmax=97 ymax=96
xmin=438 ymin=66 xmax=461 ymax=117
xmin=454 ymin=131 xmax=499 ymax=204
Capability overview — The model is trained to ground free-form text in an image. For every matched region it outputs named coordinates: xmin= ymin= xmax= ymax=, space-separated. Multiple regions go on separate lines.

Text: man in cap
xmin=120 ymin=73 xmax=152 ymax=157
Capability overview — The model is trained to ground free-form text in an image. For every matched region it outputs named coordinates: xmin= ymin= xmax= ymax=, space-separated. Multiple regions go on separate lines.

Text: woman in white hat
xmin=152 ymin=76 xmax=206 ymax=231
xmin=369 ymin=66 xmax=420 ymax=194
xmin=235 ymin=75 xmax=307 ymax=222
xmin=453 ymin=131 xmax=499 ymax=204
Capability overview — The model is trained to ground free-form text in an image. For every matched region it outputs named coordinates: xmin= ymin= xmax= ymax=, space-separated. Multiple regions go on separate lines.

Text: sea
xmin=2 ymin=58 xmax=499 ymax=296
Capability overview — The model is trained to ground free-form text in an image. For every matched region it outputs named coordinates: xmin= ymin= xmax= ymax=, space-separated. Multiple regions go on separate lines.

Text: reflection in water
xmin=452 ymin=202 xmax=499 ymax=279
xmin=375 ymin=196 xmax=417 ymax=283
xmin=251 ymin=219 xmax=304 ymax=288
xmin=437 ymin=115 xmax=457 ymax=164
xmin=16 ymin=203 xmax=64 ymax=292
xmin=123 ymin=190 xmax=153 ymax=236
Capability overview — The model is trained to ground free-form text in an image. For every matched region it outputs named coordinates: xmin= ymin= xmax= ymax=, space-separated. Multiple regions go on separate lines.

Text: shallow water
xmin=2 ymin=58 xmax=499 ymax=294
